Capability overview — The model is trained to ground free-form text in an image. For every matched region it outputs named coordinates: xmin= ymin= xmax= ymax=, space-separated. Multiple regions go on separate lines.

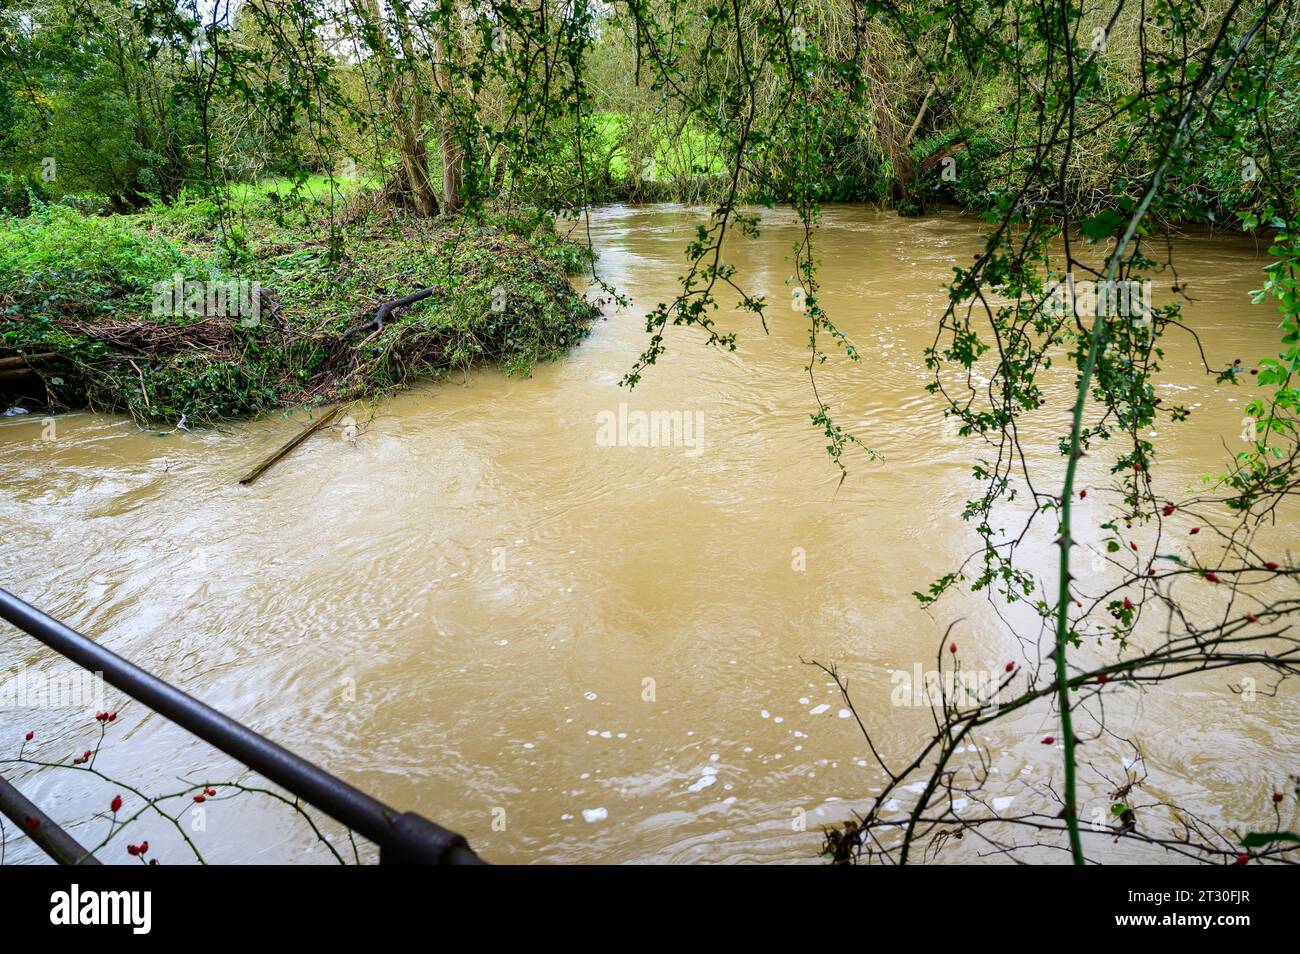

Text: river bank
xmin=0 ymin=194 xmax=597 ymax=425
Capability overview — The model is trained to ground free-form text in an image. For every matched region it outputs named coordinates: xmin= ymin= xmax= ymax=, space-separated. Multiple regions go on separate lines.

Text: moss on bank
xmin=0 ymin=194 xmax=597 ymax=424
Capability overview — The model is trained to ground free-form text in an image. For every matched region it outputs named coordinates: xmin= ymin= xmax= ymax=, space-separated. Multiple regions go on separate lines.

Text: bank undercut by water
xmin=0 ymin=194 xmax=598 ymax=425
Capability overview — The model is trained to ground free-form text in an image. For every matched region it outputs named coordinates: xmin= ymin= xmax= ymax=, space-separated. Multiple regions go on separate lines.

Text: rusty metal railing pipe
xmin=0 ymin=772 xmax=101 ymax=865
xmin=0 ymin=587 xmax=483 ymax=865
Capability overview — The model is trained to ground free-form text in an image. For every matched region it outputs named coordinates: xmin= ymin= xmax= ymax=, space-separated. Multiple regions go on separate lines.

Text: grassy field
xmin=227 ymin=173 xmax=382 ymax=204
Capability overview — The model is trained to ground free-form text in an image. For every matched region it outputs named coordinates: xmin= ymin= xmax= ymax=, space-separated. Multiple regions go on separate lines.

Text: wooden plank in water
xmin=238 ymin=405 xmax=343 ymax=486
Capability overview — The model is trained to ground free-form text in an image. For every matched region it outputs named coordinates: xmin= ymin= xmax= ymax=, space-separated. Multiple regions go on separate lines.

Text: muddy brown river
xmin=1 ymin=205 xmax=1295 ymax=863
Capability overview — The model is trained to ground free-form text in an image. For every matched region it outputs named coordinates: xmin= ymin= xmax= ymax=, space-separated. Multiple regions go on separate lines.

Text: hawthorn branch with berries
xmin=812 ymin=0 xmax=1300 ymax=865
xmin=1 ymin=714 xmax=357 ymax=865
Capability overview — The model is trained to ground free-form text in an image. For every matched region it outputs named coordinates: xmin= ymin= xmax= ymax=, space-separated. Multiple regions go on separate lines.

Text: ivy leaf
xmin=1080 ymin=210 xmax=1127 ymax=240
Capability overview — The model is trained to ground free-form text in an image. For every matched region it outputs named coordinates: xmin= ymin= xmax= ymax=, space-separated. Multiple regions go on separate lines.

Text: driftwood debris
xmin=238 ymin=405 xmax=343 ymax=486
xmin=346 ymin=287 xmax=438 ymax=339
xmin=0 ymin=353 xmax=58 ymax=371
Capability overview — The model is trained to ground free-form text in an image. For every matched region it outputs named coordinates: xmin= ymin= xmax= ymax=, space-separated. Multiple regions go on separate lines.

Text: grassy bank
xmin=0 ymin=191 xmax=597 ymax=424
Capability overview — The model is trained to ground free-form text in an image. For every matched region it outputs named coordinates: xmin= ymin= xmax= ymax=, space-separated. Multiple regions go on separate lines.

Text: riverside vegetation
xmin=0 ymin=190 xmax=597 ymax=424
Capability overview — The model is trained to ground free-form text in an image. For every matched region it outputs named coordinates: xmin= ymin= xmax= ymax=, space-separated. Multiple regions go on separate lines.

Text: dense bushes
xmin=0 ymin=173 xmax=50 ymax=217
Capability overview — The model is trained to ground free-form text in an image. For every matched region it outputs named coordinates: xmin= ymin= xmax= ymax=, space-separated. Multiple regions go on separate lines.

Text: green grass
xmin=588 ymin=112 xmax=727 ymax=180
xmin=0 ymin=190 xmax=597 ymax=423
xmin=228 ymin=173 xmax=381 ymax=204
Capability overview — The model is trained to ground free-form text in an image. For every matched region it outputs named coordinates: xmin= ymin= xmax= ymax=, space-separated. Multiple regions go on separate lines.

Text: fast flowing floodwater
xmin=1 ymin=204 xmax=1296 ymax=864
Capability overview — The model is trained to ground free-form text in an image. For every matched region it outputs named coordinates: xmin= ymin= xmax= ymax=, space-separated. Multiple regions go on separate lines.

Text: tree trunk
xmin=433 ymin=22 xmax=464 ymax=215
xmin=359 ymin=0 xmax=439 ymax=216
xmin=398 ymin=130 xmax=439 ymax=217
xmin=861 ymin=27 xmax=920 ymax=214
xmin=491 ymin=150 xmax=508 ymax=194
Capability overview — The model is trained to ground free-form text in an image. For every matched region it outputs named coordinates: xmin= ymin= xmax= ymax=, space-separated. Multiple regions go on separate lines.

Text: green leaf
xmin=1240 ymin=831 xmax=1300 ymax=848
xmin=1080 ymin=210 xmax=1126 ymax=240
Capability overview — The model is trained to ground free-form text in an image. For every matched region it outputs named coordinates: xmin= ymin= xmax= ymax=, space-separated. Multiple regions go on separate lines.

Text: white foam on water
xmin=688 ymin=774 xmax=717 ymax=792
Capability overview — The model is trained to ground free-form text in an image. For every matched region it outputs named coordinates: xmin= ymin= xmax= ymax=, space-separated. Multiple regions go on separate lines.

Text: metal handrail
xmin=0 ymin=773 xmax=100 ymax=865
xmin=0 ymin=587 xmax=485 ymax=865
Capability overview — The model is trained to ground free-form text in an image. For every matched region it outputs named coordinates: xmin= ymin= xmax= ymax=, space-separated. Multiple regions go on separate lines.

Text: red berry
xmin=1005 ymin=662 xmax=1015 ymax=673
xmin=1079 ymin=489 xmax=1087 ymax=499
xmin=1041 ymin=736 xmax=1056 ymax=744
xmin=82 ymin=750 xmax=91 ymax=760
xmin=1097 ymin=673 xmax=1109 ymax=683
xmin=1246 ymin=613 xmax=1258 ymax=623
xmin=1205 ymin=571 xmax=1220 ymax=583
xmin=107 ymin=712 xmax=117 ymax=721
xmin=95 ymin=712 xmax=106 ymax=721
xmin=1148 ymin=568 xmax=1156 ymax=576
xmin=1190 ymin=527 xmax=1200 ymax=535
xmin=127 ymin=844 xmax=139 ymax=856
xmin=24 ymin=731 xmax=33 ymax=741
xmin=110 ymin=795 xmax=122 ymax=813
xmin=1123 ymin=597 xmax=1134 ymax=610
xmin=194 ymin=794 xmax=205 ymax=803
xmin=1264 ymin=561 xmax=1279 ymax=571
xmin=1133 ymin=461 xmax=1143 ymax=472
xmin=139 ymin=841 xmax=148 ymax=855
xmin=1130 ymin=541 xmax=1138 ymax=551
xmin=949 ymin=642 xmax=957 ymax=654
xmin=1273 ymin=792 xmax=1284 ymax=803
xmin=25 ymin=816 xmax=39 ymax=830
xmin=1161 ymin=503 xmax=1174 ymax=516
xmin=205 ymin=788 xmax=216 ymax=796
xmin=1235 ymin=853 xmax=1249 ymax=865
